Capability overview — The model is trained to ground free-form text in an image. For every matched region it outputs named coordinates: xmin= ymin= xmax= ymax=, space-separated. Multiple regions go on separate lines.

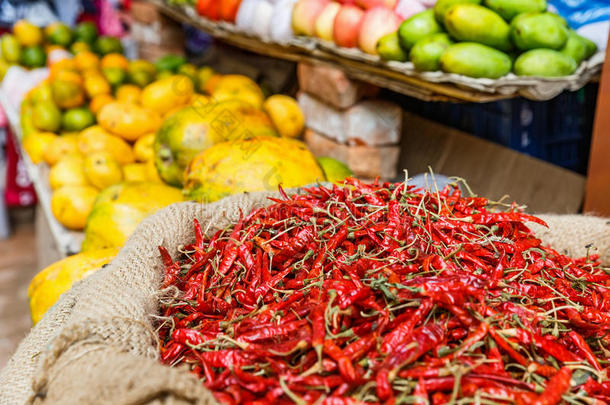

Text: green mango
xmin=398 ymin=10 xmax=444 ymax=51
xmin=581 ymin=36 xmax=598 ymax=59
xmin=560 ymin=31 xmax=588 ymax=65
xmin=377 ymin=32 xmax=409 ymax=62
xmin=483 ymin=0 xmax=546 ymax=21
xmin=511 ymin=12 xmax=568 ymax=50
xmin=433 ymin=0 xmax=481 ymax=25
xmin=444 ymin=4 xmax=511 ymax=51
xmin=440 ymin=42 xmax=512 ymax=78
xmin=410 ymin=33 xmax=453 ymax=71
xmin=514 ymin=49 xmax=577 ymax=77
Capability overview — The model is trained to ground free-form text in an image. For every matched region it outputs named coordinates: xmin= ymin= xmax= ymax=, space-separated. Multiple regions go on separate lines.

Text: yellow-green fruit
xmin=23 ymin=132 xmax=57 ymax=164
xmin=78 ymin=125 xmax=135 ymax=165
xmin=97 ymin=101 xmax=161 ymax=142
xmin=13 ymin=20 xmax=43 ymax=46
xmin=317 ymin=157 xmax=352 ymax=184
xmin=510 ymin=12 xmax=568 ymax=51
xmin=440 ymin=42 xmax=512 ymax=78
xmin=195 ymin=66 xmax=216 ymax=93
xmin=262 ymin=95 xmax=305 ymax=138
xmin=122 ymin=163 xmax=148 ymax=182
xmin=84 ymin=152 xmax=123 ymax=190
xmin=50 ymin=185 xmax=98 ymax=230
xmin=140 ymin=74 xmax=194 ymax=115
xmin=514 ymin=49 xmax=577 ymax=77
xmin=560 ymin=31 xmax=589 ymax=65
xmin=184 ymin=137 xmax=324 ymax=203
xmin=28 ymin=248 xmax=118 ymax=324
xmin=133 ymin=133 xmax=155 ymax=162
xmin=211 ymin=75 xmax=265 ymax=109
xmin=483 ymin=0 xmax=546 ymax=21
xmin=433 ymin=0 xmax=481 ymax=25
xmin=444 ymin=4 xmax=511 ymax=51
xmin=154 ymin=101 xmax=277 ymax=186
xmin=410 ymin=33 xmax=453 ymax=72
xmin=49 ymin=155 xmax=88 ymax=189
xmin=32 ymin=100 xmax=62 ymax=132
xmin=377 ymin=32 xmax=409 ymax=62
xmin=81 ymin=182 xmax=184 ymax=251
xmin=398 ymin=10 xmax=444 ymax=51
xmin=1 ymin=34 xmax=21 ymax=63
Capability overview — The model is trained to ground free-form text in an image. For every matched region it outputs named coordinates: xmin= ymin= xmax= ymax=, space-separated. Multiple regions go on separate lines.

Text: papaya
xmin=433 ymin=0 xmax=481 ymax=25
xmin=511 ymin=12 xmax=568 ymax=51
xmin=445 ymin=4 xmax=511 ymax=51
xmin=513 ymin=49 xmax=577 ymax=77
xmin=397 ymin=10 xmax=443 ymax=51
xmin=410 ymin=33 xmax=453 ymax=72
xmin=440 ymin=42 xmax=512 ymax=79
xmin=483 ymin=0 xmax=546 ymax=21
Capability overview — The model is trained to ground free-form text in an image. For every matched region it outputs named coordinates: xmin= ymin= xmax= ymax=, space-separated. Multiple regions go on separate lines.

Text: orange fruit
xmin=83 ymin=73 xmax=111 ymax=98
xmin=100 ymin=53 xmax=128 ymax=70
xmin=49 ymin=58 xmax=78 ymax=79
xmin=89 ymin=93 xmax=114 ymax=114
xmin=203 ymin=74 xmax=223 ymax=94
xmin=115 ymin=84 xmax=141 ymax=104
xmin=74 ymin=51 xmax=99 ymax=71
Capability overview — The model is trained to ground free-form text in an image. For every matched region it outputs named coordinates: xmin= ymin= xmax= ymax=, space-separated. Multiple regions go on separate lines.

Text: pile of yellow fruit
xmin=0 ymin=19 xmax=123 ymax=79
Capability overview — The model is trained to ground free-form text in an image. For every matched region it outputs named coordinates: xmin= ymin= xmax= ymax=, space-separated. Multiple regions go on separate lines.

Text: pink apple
xmin=315 ymin=2 xmax=341 ymax=40
xmin=355 ymin=0 xmax=397 ymax=9
xmin=333 ymin=4 xmax=365 ymax=48
xmin=358 ymin=6 xmax=401 ymax=54
xmin=394 ymin=0 xmax=425 ymax=20
xmin=292 ymin=0 xmax=330 ymax=36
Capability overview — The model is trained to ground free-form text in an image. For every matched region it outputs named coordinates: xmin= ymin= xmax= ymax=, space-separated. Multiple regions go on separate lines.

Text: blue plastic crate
xmin=401 ymin=84 xmax=597 ymax=174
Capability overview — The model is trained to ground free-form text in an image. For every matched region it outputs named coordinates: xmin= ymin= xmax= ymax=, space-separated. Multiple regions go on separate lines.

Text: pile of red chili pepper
xmin=157 ymin=179 xmax=610 ymax=405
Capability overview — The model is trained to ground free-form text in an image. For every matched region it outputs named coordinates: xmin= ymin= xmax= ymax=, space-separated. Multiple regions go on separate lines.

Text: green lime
xmin=155 ymin=54 xmax=185 ymax=72
xmin=74 ymin=22 xmax=98 ymax=44
xmin=32 ymin=100 xmax=62 ymax=132
xmin=45 ymin=22 xmax=73 ymax=47
xmin=20 ymin=45 xmax=46 ymax=68
xmin=102 ymin=67 xmax=127 ymax=87
xmin=93 ymin=36 xmax=123 ymax=56
xmin=1 ymin=34 xmax=21 ymax=63
xmin=61 ymin=107 xmax=96 ymax=131
xmin=317 ymin=157 xmax=353 ymax=183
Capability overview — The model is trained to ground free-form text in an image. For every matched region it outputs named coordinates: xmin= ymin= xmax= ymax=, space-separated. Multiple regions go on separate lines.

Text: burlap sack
xmin=0 ymin=191 xmax=608 ymax=405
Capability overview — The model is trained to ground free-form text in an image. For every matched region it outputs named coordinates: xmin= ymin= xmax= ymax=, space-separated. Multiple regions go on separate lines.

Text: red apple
xmin=358 ymin=6 xmax=401 ymax=54
xmin=315 ymin=2 xmax=341 ymax=41
xmin=355 ymin=0 xmax=397 ymax=9
xmin=333 ymin=4 xmax=365 ymax=48
xmin=292 ymin=0 xmax=330 ymax=36
xmin=220 ymin=0 xmax=243 ymax=22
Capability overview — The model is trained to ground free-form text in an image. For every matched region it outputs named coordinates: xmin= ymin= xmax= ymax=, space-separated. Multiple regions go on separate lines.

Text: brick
xmin=298 ymin=92 xmax=402 ymax=146
xmin=297 ymin=63 xmax=378 ymax=109
xmin=305 ymin=129 xmax=400 ymax=180
xmin=130 ymin=0 xmax=161 ymax=24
